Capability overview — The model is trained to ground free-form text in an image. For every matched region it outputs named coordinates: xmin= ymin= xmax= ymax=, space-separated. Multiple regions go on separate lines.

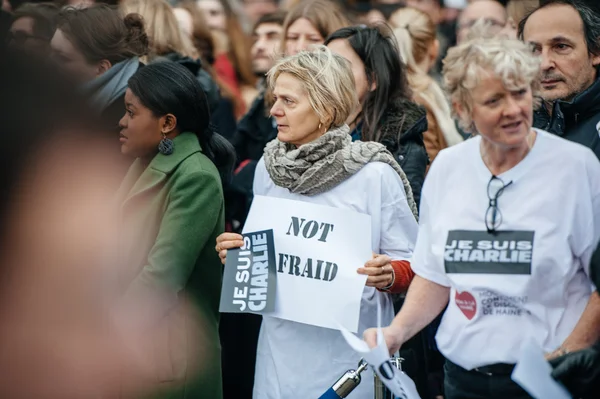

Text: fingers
xmin=215 ymin=233 xmax=244 ymax=253
xmin=364 ymin=254 xmax=391 ymax=269
xmin=358 ymin=263 xmax=393 ymax=288
xmin=357 ymin=264 xmax=393 ymax=276
xmin=365 ymin=275 xmax=393 ymax=288
xmin=216 ymin=233 xmax=243 ymax=245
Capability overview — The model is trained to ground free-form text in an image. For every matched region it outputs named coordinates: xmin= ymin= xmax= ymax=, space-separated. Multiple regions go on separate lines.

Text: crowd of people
xmin=1 ymin=0 xmax=600 ymax=398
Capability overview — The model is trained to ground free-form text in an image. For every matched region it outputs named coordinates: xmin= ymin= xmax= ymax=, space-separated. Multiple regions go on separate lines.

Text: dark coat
xmin=116 ymin=132 xmax=224 ymax=399
xmin=152 ymin=53 xmax=237 ymax=140
xmin=533 ymin=74 xmax=600 ymax=160
xmin=224 ymin=91 xmax=276 ymax=232
xmin=230 ymin=91 xmax=277 ymax=166
xmin=379 ymin=98 xmax=429 ymax=209
xmin=156 ymin=53 xmax=220 ymax=114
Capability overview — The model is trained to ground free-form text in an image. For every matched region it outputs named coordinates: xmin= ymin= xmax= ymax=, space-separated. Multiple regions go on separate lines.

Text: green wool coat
xmin=116 ymin=132 xmax=224 ymax=399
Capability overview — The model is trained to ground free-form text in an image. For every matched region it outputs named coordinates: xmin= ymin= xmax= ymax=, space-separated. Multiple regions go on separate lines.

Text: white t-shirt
xmin=411 ymin=129 xmax=600 ymax=370
xmin=251 ymin=158 xmax=419 ymax=399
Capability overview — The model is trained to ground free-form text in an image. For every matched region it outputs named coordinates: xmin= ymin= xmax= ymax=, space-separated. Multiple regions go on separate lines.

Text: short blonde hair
xmin=266 ymin=45 xmax=357 ymax=128
xmin=443 ymin=37 xmax=541 ymax=133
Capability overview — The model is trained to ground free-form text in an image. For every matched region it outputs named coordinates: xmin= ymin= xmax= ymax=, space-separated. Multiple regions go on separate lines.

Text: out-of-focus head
xmin=242 ymin=0 xmax=278 ymax=25
xmin=119 ymin=62 xmax=211 ymax=159
xmin=357 ymin=3 xmax=404 ymax=25
xmin=457 ymin=0 xmax=508 ymax=44
xmin=443 ymin=37 xmax=540 ymax=148
xmin=519 ymin=0 xmax=600 ymax=103
xmin=173 ymin=7 xmax=193 ymax=37
xmin=0 ymin=48 xmax=208 ymax=398
xmin=51 ymin=5 xmax=148 ymax=83
xmin=405 ymin=0 xmax=444 ymax=24
xmin=267 ymin=46 xmax=357 ymax=147
xmin=9 ymin=2 xmax=59 ymax=55
xmin=121 ymin=0 xmax=197 ymax=59
xmin=281 ymin=0 xmax=350 ymax=55
xmin=196 ymin=0 xmax=226 ymax=30
xmin=251 ymin=10 xmax=286 ymax=75
xmin=506 ymin=0 xmax=539 ymax=25
xmin=390 ymin=6 xmax=439 ymax=74
xmin=173 ymin=0 xmax=215 ymax=64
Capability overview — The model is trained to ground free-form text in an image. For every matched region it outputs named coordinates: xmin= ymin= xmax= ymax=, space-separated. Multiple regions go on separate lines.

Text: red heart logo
xmin=455 ymin=291 xmax=477 ymax=320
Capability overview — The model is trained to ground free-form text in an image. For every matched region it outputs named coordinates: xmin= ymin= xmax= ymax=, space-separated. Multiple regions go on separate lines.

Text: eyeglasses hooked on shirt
xmin=486 ymin=175 xmax=513 ymax=234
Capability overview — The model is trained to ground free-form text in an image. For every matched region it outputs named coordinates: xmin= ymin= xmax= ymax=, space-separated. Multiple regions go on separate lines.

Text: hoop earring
xmin=318 ymin=122 xmax=322 ymax=131
xmin=158 ymin=133 xmax=174 ymax=155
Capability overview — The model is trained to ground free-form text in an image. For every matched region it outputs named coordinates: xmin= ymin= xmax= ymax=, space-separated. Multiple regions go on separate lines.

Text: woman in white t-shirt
xmin=215 ymin=46 xmax=419 ymax=398
xmin=364 ymin=37 xmax=600 ymax=399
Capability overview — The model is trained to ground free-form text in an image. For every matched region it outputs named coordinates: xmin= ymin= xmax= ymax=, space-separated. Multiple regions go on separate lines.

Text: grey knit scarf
xmin=263 ymin=124 xmax=418 ymax=220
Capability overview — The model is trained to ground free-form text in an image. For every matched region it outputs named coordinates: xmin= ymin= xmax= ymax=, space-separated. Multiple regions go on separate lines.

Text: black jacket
xmin=230 ymin=91 xmax=277 ymax=166
xmin=533 ymin=75 xmax=600 ymax=160
xmin=154 ymin=52 xmax=238 ymax=139
xmin=379 ymin=98 xmax=429 ymax=209
xmin=225 ymin=91 xmax=276 ymax=232
xmin=153 ymin=52 xmax=221 ymax=115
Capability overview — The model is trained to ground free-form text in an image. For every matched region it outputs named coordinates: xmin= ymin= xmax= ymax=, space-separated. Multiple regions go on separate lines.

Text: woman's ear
xmin=428 ymin=39 xmax=440 ymax=73
xmin=453 ymin=100 xmax=475 ymax=132
xmin=453 ymin=100 xmax=467 ymax=124
xmin=96 ymin=59 xmax=113 ymax=77
xmin=369 ymin=74 xmax=377 ymax=92
xmin=161 ymin=114 xmax=178 ymax=134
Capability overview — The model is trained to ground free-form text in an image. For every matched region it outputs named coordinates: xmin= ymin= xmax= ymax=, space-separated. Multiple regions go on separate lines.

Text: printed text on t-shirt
xmin=444 ymin=230 xmax=535 ymax=274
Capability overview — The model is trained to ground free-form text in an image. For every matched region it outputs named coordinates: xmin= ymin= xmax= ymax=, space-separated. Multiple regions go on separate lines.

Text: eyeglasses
xmin=485 ymin=175 xmax=513 ymax=234
xmin=459 ymin=18 xmax=506 ymax=30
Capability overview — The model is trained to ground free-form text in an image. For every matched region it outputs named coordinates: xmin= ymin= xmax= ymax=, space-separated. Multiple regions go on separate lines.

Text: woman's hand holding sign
xmin=215 ymin=233 xmax=245 ymax=265
xmin=357 ymin=253 xmax=395 ymax=289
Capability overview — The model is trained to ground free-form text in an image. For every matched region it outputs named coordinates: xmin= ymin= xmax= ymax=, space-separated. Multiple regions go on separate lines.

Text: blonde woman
xmin=215 ymin=46 xmax=419 ymax=398
xmin=365 ymin=37 xmax=600 ymax=399
xmin=390 ymin=7 xmax=464 ymax=164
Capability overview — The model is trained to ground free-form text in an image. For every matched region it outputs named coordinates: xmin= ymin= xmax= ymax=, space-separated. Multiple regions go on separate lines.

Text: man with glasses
xmin=8 ymin=2 xmax=58 ymax=55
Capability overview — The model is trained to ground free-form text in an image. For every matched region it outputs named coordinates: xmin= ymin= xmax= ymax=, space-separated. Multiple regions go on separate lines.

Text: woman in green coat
xmin=115 ymin=62 xmax=234 ymax=398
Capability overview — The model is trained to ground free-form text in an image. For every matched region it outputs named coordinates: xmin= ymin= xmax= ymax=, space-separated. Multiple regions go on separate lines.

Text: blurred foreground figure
xmin=0 ymin=48 xmax=204 ymax=399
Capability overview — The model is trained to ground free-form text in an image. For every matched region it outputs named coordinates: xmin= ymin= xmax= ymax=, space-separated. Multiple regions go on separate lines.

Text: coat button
xmin=398 ymin=155 xmax=405 ymax=161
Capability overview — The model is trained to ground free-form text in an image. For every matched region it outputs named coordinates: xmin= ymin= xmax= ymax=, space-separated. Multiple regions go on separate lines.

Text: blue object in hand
xmin=319 ymin=387 xmax=343 ymax=399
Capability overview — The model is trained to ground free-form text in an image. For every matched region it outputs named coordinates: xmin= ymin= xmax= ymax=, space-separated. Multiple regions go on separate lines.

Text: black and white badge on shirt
xmin=444 ymin=230 xmax=534 ymax=274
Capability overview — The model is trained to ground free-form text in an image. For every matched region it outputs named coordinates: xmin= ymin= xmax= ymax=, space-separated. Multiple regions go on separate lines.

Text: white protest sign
xmin=511 ymin=338 xmax=571 ymax=399
xmin=338 ymin=297 xmax=421 ymax=399
xmin=242 ymin=195 xmax=371 ymax=333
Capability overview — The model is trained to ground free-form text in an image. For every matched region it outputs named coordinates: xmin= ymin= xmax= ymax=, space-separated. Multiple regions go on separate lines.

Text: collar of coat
xmin=535 ymin=70 xmax=600 ymax=127
xmin=118 ymin=132 xmax=202 ymax=208
xmin=379 ymin=97 xmax=428 ymax=151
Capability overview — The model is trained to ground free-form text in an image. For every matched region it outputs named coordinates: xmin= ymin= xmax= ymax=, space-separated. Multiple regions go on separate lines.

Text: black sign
xmin=444 ymin=230 xmax=535 ymax=275
xmin=219 ymin=229 xmax=277 ymax=313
